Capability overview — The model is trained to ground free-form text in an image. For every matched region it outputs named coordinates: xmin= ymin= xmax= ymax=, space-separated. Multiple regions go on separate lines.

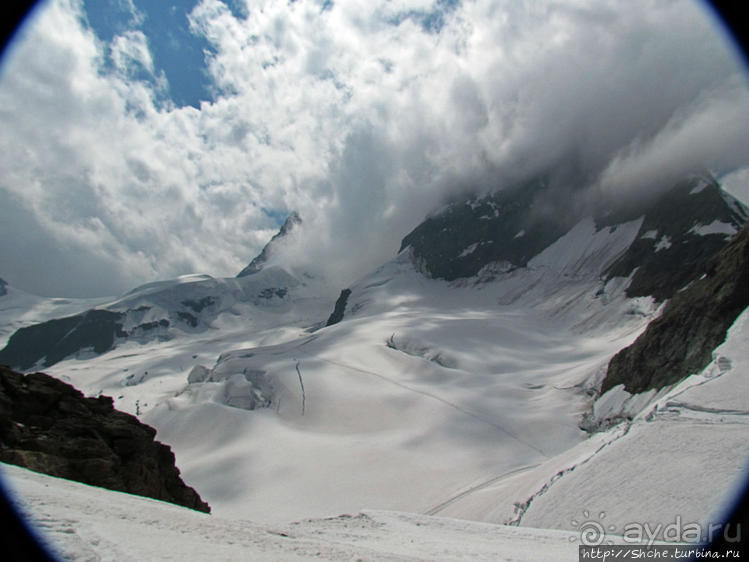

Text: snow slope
xmin=1 ymin=462 xmax=581 ymax=561
xmin=517 ymin=308 xmax=749 ymax=541
xmin=430 ymin=308 xmax=749 ymax=545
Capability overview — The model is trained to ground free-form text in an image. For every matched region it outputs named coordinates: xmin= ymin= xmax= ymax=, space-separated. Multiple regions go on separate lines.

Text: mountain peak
xmin=237 ymin=212 xmax=302 ymax=278
xmin=399 ymin=173 xmax=748 ymax=301
xmin=398 ymin=177 xmax=571 ymax=280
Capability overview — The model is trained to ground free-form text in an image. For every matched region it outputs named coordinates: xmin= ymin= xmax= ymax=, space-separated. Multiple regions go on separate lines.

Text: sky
xmin=0 ymin=0 xmax=748 ymax=297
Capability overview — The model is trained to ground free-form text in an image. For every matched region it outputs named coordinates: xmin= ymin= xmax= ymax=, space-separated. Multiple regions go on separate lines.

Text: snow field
xmin=3 ymin=216 xmax=746 ymax=556
xmin=2 ymin=462 xmax=582 ymax=561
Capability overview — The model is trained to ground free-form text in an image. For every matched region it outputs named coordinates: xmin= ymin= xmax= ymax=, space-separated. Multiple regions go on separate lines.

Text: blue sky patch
xmin=262 ymin=207 xmax=291 ymax=227
xmin=82 ymin=0 xmax=218 ymax=108
xmin=387 ymin=0 xmax=461 ymax=35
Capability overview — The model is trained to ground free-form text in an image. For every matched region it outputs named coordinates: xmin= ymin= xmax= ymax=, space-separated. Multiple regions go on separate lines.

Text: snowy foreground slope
xmin=3 ymin=305 xmax=746 ymax=560
xmin=2 ymin=462 xmax=580 ymax=561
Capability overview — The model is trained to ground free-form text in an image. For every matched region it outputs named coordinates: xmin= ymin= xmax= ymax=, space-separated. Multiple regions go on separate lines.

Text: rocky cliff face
xmin=399 ymin=173 xmax=748 ymax=302
xmin=399 ymin=177 xmax=572 ymax=280
xmin=601 ymin=223 xmax=749 ymax=395
xmin=601 ymin=174 xmax=748 ymax=301
xmin=0 ymin=365 xmax=210 ymax=513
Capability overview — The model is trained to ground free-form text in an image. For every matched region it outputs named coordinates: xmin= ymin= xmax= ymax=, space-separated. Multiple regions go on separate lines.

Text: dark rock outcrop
xmin=0 ymin=304 xmax=183 ymax=371
xmin=0 ymin=277 xmax=7 ymax=297
xmin=399 ymin=178 xmax=571 ymax=280
xmin=257 ymin=287 xmax=288 ymax=301
xmin=326 ymin=289 xmax=352 ymax=326
xmin=0 ymin=365 xmax=210 ymax=513
xmin=602 ymin=174 xmax=748 ymax=301
xmin=601 ymin=224 xmax=749 ymax=395
xmin=400 ymin=173 xmax=747 ymax=304
xmin=0 ymin=309 xmax=128 ymax=371
xmin=238 ymin=212 xmax=301 ymax=277
xmin=181 ymin=297 xmax=215 ymax=313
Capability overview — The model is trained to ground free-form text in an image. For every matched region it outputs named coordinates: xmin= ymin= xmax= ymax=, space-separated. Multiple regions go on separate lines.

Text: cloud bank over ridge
xmin=0 ymin=0 xmax=748 ymax=296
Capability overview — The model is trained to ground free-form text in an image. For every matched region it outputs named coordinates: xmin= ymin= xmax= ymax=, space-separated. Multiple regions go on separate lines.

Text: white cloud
xmin=597 ymin=77 xmax=749 ymax=202
xmin=110 ymin=30 xmax=154 ymax=75
xmin=0 ymin=0 xmax=748 ymax=296
xmin=720 ymin=167 xmax=749 ymax=206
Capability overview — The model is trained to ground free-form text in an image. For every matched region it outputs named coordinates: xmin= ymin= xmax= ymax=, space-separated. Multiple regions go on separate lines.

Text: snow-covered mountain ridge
xmin=0 ymin=267 xmax=338 ymax=371
xmin=1 ymin=173 xmax=745 ymax=373
xmin=0 ymin=283 xmax=109 ymax=350
xmin=237 ymin=211 xmax=302 ymax=278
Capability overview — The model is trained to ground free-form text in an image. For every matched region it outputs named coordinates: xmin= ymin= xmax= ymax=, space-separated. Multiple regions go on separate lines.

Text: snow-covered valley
xmin=11 ymin=218 xmax=657 ymax=524
xmin=2 ymin=178 xmax=748 ymax=560
xmin=4 ymin=303 xmax=748 ymax=560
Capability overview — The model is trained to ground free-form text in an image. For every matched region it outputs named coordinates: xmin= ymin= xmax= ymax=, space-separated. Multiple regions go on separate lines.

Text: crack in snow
xmin=295 ymin=360 xmax=306 ymax=416
xmin=506 ymin=423 xmax=632 ymax=527
xmin=647 ymin=401 xmax=749 ymax=424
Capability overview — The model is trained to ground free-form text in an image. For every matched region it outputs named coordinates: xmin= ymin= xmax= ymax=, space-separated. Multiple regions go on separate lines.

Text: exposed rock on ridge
xmin=0 ymin=365 xmax=210 ymax=513
xmin=0 ymin=267 xmax=300 ymax=371
xmin=0 ymin=306 xmax=178 ymax=371
xmin=237 ymin=212 xmax=301 ymax=277
xmin=400 ymin=173 xmax=747 ymax=304
xmin=325 ymin=289 xmax=352 ymax=327
xmin=399 ymin=178 xmax=571 ymax=280
xmin=601 ymin=174 xmax=748 ymax=301
xmin=601 ymin=223 xmax=749 ymax=395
